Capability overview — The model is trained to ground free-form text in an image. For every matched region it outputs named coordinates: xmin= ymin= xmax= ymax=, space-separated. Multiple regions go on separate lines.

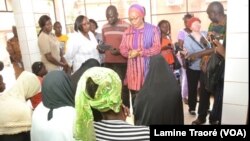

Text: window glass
xmin=0 ymin=0 xmax=6 ymax=11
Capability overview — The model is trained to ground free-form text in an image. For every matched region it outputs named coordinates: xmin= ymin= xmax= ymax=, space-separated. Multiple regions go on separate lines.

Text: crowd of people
xmin=0 ymin=1 xmax=226 ymax=141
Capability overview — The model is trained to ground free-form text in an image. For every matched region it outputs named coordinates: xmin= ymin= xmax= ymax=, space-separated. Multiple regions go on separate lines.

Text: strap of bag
xmin=188 ymin=35 xmax=205 ymax=50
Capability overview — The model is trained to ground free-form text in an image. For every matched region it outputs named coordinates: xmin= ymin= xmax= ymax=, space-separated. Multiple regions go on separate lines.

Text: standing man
xmin=101 ymin=5 xmax=130 ymax=108
xmin=192 ymin=1 xmax=226 ymax=125
xmin=6 ymin=26 xmax=24 ymax=79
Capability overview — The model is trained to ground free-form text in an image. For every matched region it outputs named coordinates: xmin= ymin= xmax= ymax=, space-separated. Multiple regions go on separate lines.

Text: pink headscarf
xmin=128 ymin=4 xmax=145 ymax=17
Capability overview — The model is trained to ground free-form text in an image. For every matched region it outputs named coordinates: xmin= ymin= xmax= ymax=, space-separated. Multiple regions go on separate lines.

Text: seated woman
xmin=74 ymin=67 xmax=149 ymax=141
xmin=30 ymin=61 xmax=48 ymax=109
xmin=0 ymin=71 xmax=40 ymax=141
xmin=134 ymin=55 xmax=184 ymax=125
xmin=31 ymin=71 xmax=75 ymax=141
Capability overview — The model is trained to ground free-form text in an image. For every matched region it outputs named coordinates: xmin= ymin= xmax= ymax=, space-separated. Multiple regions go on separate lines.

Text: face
xmin=89 ymin=22 xmax=96 ymax=33
xmin=207 ymin=8 xmax=218 ymax=23
xmin=129 ymin=11 xmax=144 ymax=29
xmin=54 ymin=23 xmax=62 ymax=34
xmin=160 ymin=22 xmax=170 ymax=35
xmin=44 ymin=20 xmax=53 ymax=33
xmin=190 ymin=21 xmax=201 ymax=32
xmin=0 ymin=75 xmax=6 ymax=92
xmin=38 ymin=65 xmax=48 ymax=77
xmin=82 ymin=17 xmax=90 ymax=33
xmin=184 ymin=17 xmax=192 ymax=28
xmin=106 ymin=9 xmax=118 ymax=25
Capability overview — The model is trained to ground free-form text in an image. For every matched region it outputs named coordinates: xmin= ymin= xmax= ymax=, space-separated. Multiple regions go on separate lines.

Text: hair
xmin=0 ymin=61 xmax=3 ymax=71
xmin=53 ymin=21 xmax=61 ymax=27
xmin=32 ymin=61 xmax=44 ymax=76
xmin=86 ymin=77 xmax=99 ymax=99
xmin=208 ymin=1 xmax=224 ymax=15
xmin=89 ymin=19 xmax=98 ymax=29
xmin=74 ymin=15 xmax=86 ymax=32
xmin=38 ymin=15 xmax=51 ymax=36
xmin=183 ymin=13 xmax=193 ymax=20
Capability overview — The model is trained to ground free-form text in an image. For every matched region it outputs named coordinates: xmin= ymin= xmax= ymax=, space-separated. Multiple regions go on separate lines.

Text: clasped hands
xmin=128 ymin=49 xmax=142 ymax=59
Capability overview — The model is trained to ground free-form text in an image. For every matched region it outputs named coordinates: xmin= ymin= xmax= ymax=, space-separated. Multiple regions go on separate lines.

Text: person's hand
xmin=122 ymin=104 xmax=130 ymax=117
xmin=97 ymin=45 xmax=105 ymax=53
xmin=128 ymin=50 xmax=141 ymax=58
xmin=110 ymin=48 xmax=120 ymax=55
xmin=213 ymin=39 xmax=225 ymax=58
xmin=186 ymin=53 xmax=197 ymax=62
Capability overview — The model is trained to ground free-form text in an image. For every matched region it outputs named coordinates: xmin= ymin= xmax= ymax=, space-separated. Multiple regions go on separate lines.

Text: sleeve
xmin=38 ymin=35 xmax=51 ymax=55
xmin=119 ymin=31 xmax=129 ymax=58
xmin=177 ymin=30 xmax=185 ymax=40
xmin=64 ymin=33 xmax=79 ymax=67
xmin=141 ymin=26 xmax=161 ymax=56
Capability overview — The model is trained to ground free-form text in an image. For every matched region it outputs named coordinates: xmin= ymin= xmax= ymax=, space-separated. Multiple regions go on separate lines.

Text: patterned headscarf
xmin=74 ymin=67 xmax=122 ymax=141
xmin=128 ymin=4 xmax=145 ymax=17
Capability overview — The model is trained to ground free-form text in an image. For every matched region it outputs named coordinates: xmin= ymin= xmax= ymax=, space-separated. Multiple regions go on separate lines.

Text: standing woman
xmin=119 ymin=4 xmax=161 ymax=105
xmin=64 ymin=15 xmax=100 ymax=73
xmin=38 ymin=15 xmax=69 ymax=72
xmin=158 ymin=20 xmax=175 ymax=70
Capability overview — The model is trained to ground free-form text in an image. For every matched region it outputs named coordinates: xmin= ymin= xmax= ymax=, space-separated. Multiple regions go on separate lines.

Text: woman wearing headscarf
xmin=31 ymin=71 xmax=75 ymax=141
xmin=74 ymin=67 xmax=149 ymax=141
xmin=0 ymin=71 xmax=40 ymax=141
xmin=134 ymin=55 xmax=184 ymax=125
xmin=119 ymin=4 xmax=161 ymax=106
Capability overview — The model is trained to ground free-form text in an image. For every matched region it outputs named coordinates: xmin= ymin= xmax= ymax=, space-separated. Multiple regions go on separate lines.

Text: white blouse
xmin=64 ymin=31 xmax=100 ymax=73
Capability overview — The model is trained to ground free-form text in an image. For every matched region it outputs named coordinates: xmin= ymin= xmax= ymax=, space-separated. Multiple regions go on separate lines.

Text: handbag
xmin=204 ymin=53 xmax=224 ymax=93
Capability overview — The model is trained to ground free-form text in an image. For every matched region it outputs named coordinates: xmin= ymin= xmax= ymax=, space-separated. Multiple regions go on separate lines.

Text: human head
xmin=0 ymin=75 xmax=6 ymax=92
xmin=53 ymin=21 xmax=62 ymax=35
xmin=38 ymin=15 xmax=52 ymax=34
xmin=183 ymin=13 xmax=193 ymax=28
xmin=74 ymin=15 xmax=90 ymax=33
xmin=74 ymin=67 xmax=122 ymax=141
xmin=206 ymin=1 xmax=225 ymax=23
xmin=106 ymin=5 xmax=119 ymax=26
xmin=32 ymin=61 xmax=48 ymax=77
xmin=12 ymin=26 xmax=18 ymax=38
xmin=187 ymin=17 xmax=201 ymax=32
xmin=158 ymin=20 xmax=171 ymax=35
xmin=89 ymin=19 xmax=98 ymax=33
xmin=42 ymin=71 xmax=74 ymax=120
xmin=128 ymin=4 xmax=145 ymax=29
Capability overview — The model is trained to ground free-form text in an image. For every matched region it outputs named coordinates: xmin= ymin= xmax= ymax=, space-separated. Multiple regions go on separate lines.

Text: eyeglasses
xmin=129 ymin=16 xmax=140 ymax=22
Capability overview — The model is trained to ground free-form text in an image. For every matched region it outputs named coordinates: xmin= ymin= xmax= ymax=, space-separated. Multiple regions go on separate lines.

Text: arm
xmin=64 ymin=34 xmax=79 ymax=67
xmin=6 ymin=40 xmax=15 ymax=62
xmin=213 ymin=39 xmax=225 ymax=58
xmin=119 ymin=32 xmax=129 ymax=58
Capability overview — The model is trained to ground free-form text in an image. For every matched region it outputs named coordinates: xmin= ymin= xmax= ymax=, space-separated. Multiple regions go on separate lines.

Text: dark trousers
xmin=209 ymin=80 xmax=224 ymax=123
xmin=186 ymin=67 xmax=201 ymax=111
xmin=197 ymin=71 xmax=212 ymax=120
xmin=104 ymin=63 xmax=130 ymax=108
xmin=0 ymin=131 xmax=30 ymax=141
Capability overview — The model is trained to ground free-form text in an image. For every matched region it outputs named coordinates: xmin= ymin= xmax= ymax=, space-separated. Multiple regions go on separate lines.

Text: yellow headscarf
xmin=74 ymin=67 xmax=122 ymax=141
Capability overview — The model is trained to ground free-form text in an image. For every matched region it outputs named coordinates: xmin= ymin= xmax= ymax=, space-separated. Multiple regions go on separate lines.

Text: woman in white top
xmin=64 ymin=15 xmax=100 ymax=73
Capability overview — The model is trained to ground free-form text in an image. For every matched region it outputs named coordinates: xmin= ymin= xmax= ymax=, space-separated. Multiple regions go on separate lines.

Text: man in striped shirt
xmin=100 ymin=5 xmax=131 ymax=108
